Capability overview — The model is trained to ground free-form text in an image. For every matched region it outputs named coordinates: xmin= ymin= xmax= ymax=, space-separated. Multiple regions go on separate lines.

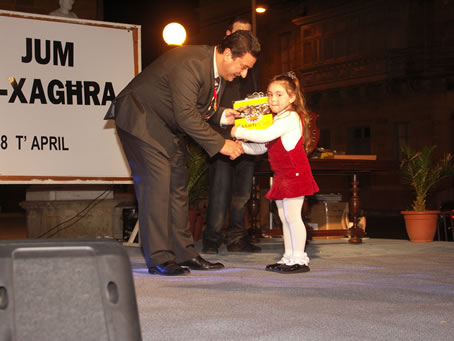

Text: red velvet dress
xmin=265 ymin=136 xmax=319 ymax=200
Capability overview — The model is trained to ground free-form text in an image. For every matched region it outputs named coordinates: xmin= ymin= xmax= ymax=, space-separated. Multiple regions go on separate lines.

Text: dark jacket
xmin=108 ymin=45 xmax=226 ymax=158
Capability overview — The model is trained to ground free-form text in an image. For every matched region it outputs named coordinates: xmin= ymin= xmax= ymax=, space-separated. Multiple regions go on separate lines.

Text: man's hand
xmin=221 ymin=108 xmax=241 ymax=125
xmin=231 ymin=125 xmax=238 ymax=138
xmin=219 ymin=139 xmax=243 ymax=160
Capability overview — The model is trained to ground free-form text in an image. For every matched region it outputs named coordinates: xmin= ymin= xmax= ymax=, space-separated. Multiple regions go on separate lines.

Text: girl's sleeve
xmin=242 ymin=142 xmax=268 ymax=155
xmin=234 ymin=112 xmax=299 ymax=143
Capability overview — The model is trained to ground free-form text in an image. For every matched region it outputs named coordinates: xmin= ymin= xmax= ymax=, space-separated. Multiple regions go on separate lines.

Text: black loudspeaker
xmin=0 ymin=239 xmax=142 ymax=341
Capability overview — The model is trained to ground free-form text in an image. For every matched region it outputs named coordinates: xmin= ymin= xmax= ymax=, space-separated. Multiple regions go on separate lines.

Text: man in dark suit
xmin=203 ymin=17 xmax=261 ymax=254
xmin=107 ymin=31 xmax=261 ymax=276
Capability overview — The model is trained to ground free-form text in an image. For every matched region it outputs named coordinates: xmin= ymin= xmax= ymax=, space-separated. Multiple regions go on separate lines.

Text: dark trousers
xmin=116 ymin=128 xmax=198 ymax=267
xmin=203 ymin=153 xmax=255 ymax=245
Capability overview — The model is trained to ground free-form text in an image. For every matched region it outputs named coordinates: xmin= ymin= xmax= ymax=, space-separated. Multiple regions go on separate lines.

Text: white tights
xmin=275 ymin=196 xmax=310 ymax=266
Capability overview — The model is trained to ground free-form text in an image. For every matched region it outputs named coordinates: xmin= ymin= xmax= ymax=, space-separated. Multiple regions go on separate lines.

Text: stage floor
xmin=2 ymin=214 xmax=453 ymax=340
xmin=128 ymin=238 xmax=454 ymax=340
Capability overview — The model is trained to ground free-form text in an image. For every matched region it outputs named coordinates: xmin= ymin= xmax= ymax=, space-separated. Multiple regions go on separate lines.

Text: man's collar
xmin=213 ymin=47 xmax=219 ymax=79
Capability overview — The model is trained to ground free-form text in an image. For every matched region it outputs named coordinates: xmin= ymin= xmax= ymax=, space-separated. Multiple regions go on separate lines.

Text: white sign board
xmin=0 ymin=11 xmax=140 ymax=183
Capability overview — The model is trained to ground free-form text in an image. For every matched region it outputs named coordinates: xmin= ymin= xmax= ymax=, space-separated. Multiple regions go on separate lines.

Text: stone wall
xmin=21 ymin=198 xmax=136 ymax=239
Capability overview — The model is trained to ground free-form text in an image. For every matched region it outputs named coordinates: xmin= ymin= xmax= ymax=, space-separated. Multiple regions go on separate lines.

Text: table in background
xmin=252 ymin=157 xmax=399 ymax=244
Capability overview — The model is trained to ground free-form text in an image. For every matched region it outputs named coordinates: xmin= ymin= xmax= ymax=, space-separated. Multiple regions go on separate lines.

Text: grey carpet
xmin=126 ymin=238 xmax=454 ymax=341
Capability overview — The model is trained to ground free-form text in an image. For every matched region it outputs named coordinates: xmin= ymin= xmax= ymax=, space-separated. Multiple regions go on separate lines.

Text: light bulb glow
xmin=256 ymin=5 xmax=268 ymax=14
xmin=163 ymin=22 xmax=186 ymax=45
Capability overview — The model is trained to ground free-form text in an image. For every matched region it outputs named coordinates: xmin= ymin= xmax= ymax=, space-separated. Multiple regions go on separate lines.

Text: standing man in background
xmin=203 ymin=17 xmax=262 ymax=254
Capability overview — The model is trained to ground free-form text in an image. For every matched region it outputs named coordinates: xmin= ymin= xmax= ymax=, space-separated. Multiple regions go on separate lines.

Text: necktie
xmin=212 ymin=77 xmax=220 ymax=110
xmin=204 ymin=77 xmax=220 ymax=120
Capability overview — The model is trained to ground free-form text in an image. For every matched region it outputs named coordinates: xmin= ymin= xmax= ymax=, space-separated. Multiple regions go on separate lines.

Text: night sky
xmin=104 ymin=0 xmax=199 ymax=67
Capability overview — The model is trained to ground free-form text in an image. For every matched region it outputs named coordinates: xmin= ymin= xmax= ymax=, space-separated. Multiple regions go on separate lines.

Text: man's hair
xmin=217 ymin=30 xmax=260 ymax=59
xmin=226 ymin=16 xmax=252 ymax=32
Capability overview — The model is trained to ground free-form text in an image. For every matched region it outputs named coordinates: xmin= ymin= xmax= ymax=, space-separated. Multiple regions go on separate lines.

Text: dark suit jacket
xmin=109 ymin=45 xmax=225 ymax=158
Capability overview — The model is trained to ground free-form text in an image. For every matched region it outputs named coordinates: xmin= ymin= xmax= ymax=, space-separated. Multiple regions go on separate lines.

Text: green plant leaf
xmin=400 ymin=144 xmax=454 ymax=211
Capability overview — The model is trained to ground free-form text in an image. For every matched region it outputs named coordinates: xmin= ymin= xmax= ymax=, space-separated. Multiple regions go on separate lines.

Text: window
xmin=303 ymin=41 xmax=314 ymax=65
xmin=300 ymin=25 xmax=319 ymax=66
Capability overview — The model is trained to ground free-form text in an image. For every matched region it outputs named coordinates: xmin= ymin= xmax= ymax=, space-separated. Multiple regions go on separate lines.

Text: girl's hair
xmin=269 ymin=71 xmax=313 ymax=153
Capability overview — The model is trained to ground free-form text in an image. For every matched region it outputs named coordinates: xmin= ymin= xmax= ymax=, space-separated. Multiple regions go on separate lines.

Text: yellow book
xmin=233 ymin=95 xmax=272 ymax=130
xmin=233 ymin=96 xmax=269 ymax=109
xmin=235 ymin=114 xmax=273 ymax=129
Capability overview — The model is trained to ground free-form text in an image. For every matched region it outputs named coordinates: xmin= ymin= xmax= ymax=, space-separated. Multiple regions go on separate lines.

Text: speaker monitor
xmin=0 ymin=239 xmax=142 ymax=341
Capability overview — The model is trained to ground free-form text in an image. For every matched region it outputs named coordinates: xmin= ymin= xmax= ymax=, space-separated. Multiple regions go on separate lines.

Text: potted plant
xmin=400 ymin=144 xmax=454 ymax=242
xmin=185 ymin=141 xmax=209 ymax=241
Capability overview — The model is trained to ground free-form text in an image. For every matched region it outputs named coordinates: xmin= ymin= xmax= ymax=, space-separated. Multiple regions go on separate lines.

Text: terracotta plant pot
xmin=401 ymin=210 xmax=440 ymax=242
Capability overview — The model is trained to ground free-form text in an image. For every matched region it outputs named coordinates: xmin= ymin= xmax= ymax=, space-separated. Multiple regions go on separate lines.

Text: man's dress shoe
xmin=148 ymin=261 xmax=190 ymax=276
xmin=178 ymin=255 xmax=224 ymax=270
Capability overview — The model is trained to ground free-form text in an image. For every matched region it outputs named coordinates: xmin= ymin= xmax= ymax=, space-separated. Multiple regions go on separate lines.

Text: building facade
xmin=197 ymin=0 xmax=454 ymax=223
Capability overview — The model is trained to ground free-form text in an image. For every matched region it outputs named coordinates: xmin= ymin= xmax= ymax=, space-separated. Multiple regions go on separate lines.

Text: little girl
xmin=231 ymin=71 xmax=319 ymax=274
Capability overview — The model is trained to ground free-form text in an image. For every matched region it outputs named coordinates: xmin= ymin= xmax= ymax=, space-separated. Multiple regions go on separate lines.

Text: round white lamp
xmin=163 ymin=22 xmax=186 ymax=46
